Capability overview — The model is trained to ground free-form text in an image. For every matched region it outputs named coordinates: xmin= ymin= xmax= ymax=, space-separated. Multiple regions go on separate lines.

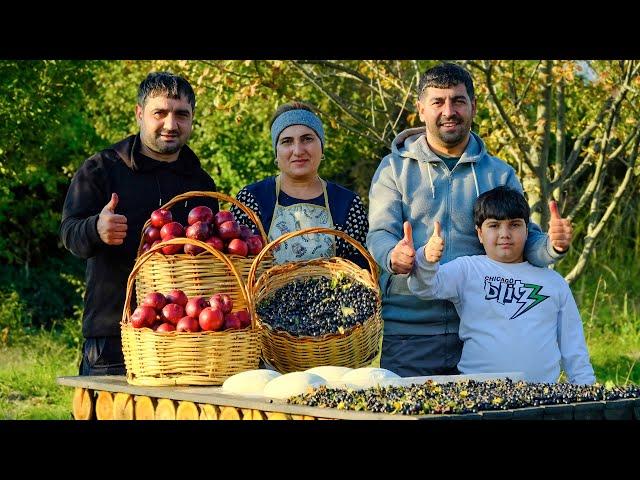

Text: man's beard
xmin=434 ymin=116 xmax=470 ymax=147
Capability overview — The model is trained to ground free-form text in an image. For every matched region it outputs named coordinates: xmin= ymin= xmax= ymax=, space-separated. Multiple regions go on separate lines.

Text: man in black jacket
xmin=60 ymin=72 xmax=218 ymax=375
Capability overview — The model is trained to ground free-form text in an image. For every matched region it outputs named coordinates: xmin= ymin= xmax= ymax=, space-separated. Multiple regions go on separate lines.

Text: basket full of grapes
xmin=247 ymin=227 xmax=383 ymax=373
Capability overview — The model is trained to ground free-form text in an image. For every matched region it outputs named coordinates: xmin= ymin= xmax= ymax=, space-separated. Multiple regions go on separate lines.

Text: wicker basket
xmin=121 ymin=237 xmax=260 ymax=386
xmin=247 ymin=227 xmax=383 ymax=373
xmin=135 ymin=190 xmax=273 ymax=307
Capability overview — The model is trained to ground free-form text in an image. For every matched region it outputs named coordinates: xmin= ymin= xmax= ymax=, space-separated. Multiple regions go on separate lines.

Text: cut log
xmin=72 ymin=388 xmax=93 ymax=420
xmin=113 ymin=393 xmax=134 ymax=420
xmin=134 ymin=396 xmax=155 ymax=420
xmin=199 ymin=404 xmax=220 ymax=420
xmin=95 ymin=391 xmax=114 ymax=420
xmin=241 ymin=408 xmax=254 ymax=420
xmin=176 ymin=401 xmax=199 ymax=420
xmin=266 ymin=411 xmax=291 ymax=420
xmin=252 ymin=409 xmax=267 ymax=420
xmin=155 ymin=398 xmax=176 ymax=420
xmin=219 ymin=406 xmax=242 ymax=420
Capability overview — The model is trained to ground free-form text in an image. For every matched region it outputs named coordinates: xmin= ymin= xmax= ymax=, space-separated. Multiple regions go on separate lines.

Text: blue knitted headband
xmin=271 ymin=109 xmax=325 ymax=153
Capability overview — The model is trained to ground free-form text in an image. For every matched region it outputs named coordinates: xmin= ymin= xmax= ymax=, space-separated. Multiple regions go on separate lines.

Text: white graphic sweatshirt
xmin=408 ymin=251 xmax=596 ymax=384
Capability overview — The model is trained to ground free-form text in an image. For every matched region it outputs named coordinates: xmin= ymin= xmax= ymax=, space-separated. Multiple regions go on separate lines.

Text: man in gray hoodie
xmin=367 ymin=63 xmax=573 ymax=377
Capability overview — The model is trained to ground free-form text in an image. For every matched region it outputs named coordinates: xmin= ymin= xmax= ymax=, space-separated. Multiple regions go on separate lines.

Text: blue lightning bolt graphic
xmin=510 ymin=283 xmax=549 ymax=320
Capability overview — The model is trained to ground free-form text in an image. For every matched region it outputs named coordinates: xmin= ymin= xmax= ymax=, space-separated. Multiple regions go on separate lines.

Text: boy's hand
xmin=548 ymin=200 xmax=572 ymax=253
xmin=424 ymin=221 xmax=444 ymax=263
xmin=97 ymin=193 xmax=128 ymax=245
xmin=390 ymin=221 xmax=415 ymax=274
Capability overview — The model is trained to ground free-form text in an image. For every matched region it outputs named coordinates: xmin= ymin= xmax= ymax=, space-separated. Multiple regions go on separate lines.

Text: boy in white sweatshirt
xmin=408 ymin=186 xmax=595 ymax=384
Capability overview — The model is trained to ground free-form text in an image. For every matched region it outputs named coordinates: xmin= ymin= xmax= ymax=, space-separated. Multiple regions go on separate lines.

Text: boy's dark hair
xmin=270 ymin=101 xmax=316 ymax=128
xmin=137 ymin=72 xmax=196 ymax=112
xmin=418 ymin=62 xmax=475 ymax=101
xmin=474 ymin=186 xmax=530 ymax=227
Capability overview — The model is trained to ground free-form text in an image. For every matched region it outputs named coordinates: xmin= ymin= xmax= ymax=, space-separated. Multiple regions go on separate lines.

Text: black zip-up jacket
xmin=60 ymin=134 xmax=218 ymax=338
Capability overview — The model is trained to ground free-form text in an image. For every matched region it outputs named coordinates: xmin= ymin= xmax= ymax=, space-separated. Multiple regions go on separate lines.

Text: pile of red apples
xmin=131 ymin=289 xmax=251 ymax=332
xmin=141 ymin=206 xmax=264 ymax=257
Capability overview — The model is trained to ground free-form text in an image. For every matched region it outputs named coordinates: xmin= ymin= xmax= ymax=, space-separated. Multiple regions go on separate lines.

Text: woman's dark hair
xmin=270 ymin=101 xmax=316 ymax=128
xmin=474 ymin=186 xmax=530 ymax=227
xmin=418 ymin=62 xmax=475 ymax=101
xmin=137 ymin=71 xmax=196 ymax=112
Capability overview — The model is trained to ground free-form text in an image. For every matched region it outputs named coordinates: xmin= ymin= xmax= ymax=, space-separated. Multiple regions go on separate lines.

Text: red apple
xmin=143 ymin=225 xmax=162 ymax=244
xmin=160 ymin=235 xmax=184 ymax=255
xmin=161 ymin=303 xmax=185 ymax=325
xmin=214 ymin=210 xmax=235 ymax=228
xmin=166 ymin=289 xmax=188 ymax=307
xmin=223 ymin=312 xmax=242 ymax=330
xmin=188 ymin=206 xmax=214 ymax=226
xmin=218 ymin=220 xmax=241 ymax=240
xmin=205 ymin=235 xmax=224 ymax=251
xmin=198 ymin=306 xmax=224 ymax=331
xmin=141 ymin=243 xmax=151 ymax=254
xmin=236 ymin=309 xmax=251 ymax=329
xmin=185 ymin=296 xmax=209 ymax=319
xmin=156 ymin=322 xmax=176 ymax=333
xmin=151 ymin=208 xmax=172 ymax=228
xmin=160 ymin=221 xmax=184 ymax=240
xmin=209 ymin=293 xmax=233 ymax=314
xmin=246 ymin=235 xmax=264 ymax=256
xmin=184 ymin=243 xmax=205 ymax=256
xmin=185 ymin=221 xmax=210 ymax=241
xmin=131 ymin=306 xmax=157 ymax=329
xmin=142 ymin=291 xmax=167 ymax=312
xmin=239 ymin=224 xmax=253 ymax=240
xmin=226 ymin=238 xmax=248 ymax=257
xmin=176 ymin=316 xmax=200 ymax=332
xmin=151 ymin=321 xmax=163 ymax=331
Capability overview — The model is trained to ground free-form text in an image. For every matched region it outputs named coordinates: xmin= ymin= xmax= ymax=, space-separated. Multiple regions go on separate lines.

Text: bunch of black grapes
xmin=256 ymin=274 xmax=378 ymax=336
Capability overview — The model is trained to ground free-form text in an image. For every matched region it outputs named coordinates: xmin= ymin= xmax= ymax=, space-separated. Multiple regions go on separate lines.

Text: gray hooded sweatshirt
xmin=367 ymin=128 xmax=563 ymax=336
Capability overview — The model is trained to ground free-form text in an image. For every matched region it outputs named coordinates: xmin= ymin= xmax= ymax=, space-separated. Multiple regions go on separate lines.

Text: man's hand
xmin=548 ymin=200 xmax=572 ymax=253
xmin=97 ymin=193 xmax=128 ymax=245
xmin=390 ymin=221 xmax=415 ymax=274
xmin=424 ymin=221 xmax=444 ymax=263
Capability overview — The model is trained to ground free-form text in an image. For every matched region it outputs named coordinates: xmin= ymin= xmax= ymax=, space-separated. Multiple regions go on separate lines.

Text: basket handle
xmin=122 ymin=237 xmax=254 ymax=329
xmin=137 ymin=190 xmax=268 ymax=255
xmin=246 ymin=227 xmax=379 ymax=291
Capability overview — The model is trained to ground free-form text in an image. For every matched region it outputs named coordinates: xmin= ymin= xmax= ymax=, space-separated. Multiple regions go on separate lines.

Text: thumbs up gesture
xmin=548 ymin=200 xmax=572 ymax=253
xmin=424 ymin=221 xmax=445 ymax=263
xmin=97 ymin=193 xmax=128 ymax=245
xmin=390 ymin=221 xmax=415 ymax=274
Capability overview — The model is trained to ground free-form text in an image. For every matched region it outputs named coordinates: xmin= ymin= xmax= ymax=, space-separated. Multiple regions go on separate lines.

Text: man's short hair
xmin=137 ymin=72 xmax=196 ymax=112
xmin=418 ymin=62 xmax=475 ymax=101
xmin=474 ymin=186 xmax=530 ymax=227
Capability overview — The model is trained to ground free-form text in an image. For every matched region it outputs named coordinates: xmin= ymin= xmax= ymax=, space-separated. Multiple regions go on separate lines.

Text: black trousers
xmin=380 ymin=333 xmax=462 ymax=377
xmin=79 ymin=337 xmax=126 ymax=376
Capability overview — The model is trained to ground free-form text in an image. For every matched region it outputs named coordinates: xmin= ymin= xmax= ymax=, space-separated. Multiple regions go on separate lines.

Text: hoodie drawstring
xmin=427 ymin=162 xmax=435 ymax=199
xmin=471 ymin=163 xmax=480 ymax=198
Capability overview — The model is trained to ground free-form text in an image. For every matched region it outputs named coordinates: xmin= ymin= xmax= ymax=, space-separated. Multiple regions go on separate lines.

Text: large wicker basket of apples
xmin=121 ymin=236 xmax=260 ymax=386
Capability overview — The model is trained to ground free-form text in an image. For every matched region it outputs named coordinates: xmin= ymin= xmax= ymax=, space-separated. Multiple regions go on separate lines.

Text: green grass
xmin=0 ymin=333 xmax=79 ymax=420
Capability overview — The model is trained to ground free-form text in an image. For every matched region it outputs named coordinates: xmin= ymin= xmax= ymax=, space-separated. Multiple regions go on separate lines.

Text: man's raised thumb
xmin=432 ymin=221 xmax=442 ymax=238
xmin=549 ymin=200 xmax=561 ymax=220
xmin=104 ymin=193 xmax=119 ymax=213
xmin=403 ymin=221 xmax=413 ymax=246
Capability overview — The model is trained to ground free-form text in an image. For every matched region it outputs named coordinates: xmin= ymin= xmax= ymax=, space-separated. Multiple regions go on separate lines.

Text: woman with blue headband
xmin=233 ymin=101 xmax=368 ymax=267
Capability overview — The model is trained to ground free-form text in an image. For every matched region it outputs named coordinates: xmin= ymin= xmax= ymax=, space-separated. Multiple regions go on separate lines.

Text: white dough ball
xmin=222 ymin=369 xmax=282 ymax=395
xmin=305 ymin=366 xmax=353 ymax=383
xmin=263 ymin=371 xmax=327 ymax=399
xmin=340 ymin=367 xmax=401 ymax=389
